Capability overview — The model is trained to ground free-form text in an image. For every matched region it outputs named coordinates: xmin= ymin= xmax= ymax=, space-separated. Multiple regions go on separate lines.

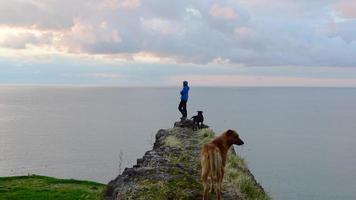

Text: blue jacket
xmin=180 ymin=86 xmax=189 ymax=101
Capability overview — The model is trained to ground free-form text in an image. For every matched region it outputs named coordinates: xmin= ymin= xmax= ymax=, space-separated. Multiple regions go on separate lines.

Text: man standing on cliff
xmin=178 ymin=81 xmax=189 ymax=121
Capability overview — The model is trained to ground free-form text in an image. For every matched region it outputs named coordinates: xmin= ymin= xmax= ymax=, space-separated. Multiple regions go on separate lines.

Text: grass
xmin=134 ymin=177 xmax=198 ymax=200
xmin=225 ymin=152 xmax=272 ymax=200
xmin=164 ymin=135 xmax=182 ymax=147
xmin=197 ymin=128 xmax=215 ymax=145
xmin=0 ymin=175 xmax=105 ymax=200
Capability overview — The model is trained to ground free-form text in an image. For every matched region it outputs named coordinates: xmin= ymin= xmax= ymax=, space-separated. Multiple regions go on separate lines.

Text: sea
xmin=0 ymin=86 xmax=355 ymax=200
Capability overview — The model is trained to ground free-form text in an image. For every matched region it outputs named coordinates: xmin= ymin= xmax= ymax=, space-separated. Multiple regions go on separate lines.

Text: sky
xmin=0 ymin=0 xmax=356 ymax=87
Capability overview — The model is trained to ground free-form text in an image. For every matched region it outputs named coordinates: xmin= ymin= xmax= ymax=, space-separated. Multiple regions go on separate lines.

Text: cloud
xmin=0 ymin=28 xmax=53 ymax=49
xmin=61 ymin=73 xmax=122 ymax=79
xmin=140 ymin=18 xmax=177 ymax=35
xmin=234 ymin=27 xmax=255 ymax=39
xmin=0 ymin=0 xmax=355 ymax=68
xmin=100 ymin=0 xmax=141 ymax=10
xmin=335 ymin=0 xmax=356 ymax=18
xmin=319 ymin=20 xmax=356 ymax=43
xmin=186 ymin=7 xmax=202 ymax=18
xmin=209 ymin=4 xmax=239 ymax=19
xmin=60 ymin=19 xmax=122 ymax=54
xmin=0 ymin=1 xmax=87 ymax=30
xmin=209 ymin=57 xmax=232 ymax=65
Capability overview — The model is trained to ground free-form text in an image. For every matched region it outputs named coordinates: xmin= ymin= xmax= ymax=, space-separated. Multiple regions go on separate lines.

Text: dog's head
xmin=197 ymin=111 xmax=203 ymax=116
xmin=226 ymin=129 xmax=244 ymax=146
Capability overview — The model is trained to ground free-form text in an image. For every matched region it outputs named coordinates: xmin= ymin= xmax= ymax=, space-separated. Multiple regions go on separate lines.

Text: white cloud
xmin=209 ymin=57 xmax=231 ymax=65
xmin=186 ymin=7 xmax=202 ymax=18
xmin=0 ymin=26 xmax=59 ymax=52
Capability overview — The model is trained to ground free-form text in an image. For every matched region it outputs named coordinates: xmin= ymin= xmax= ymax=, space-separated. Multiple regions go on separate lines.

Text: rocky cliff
xmin=105 ymin=120 xmax=270 ymax=200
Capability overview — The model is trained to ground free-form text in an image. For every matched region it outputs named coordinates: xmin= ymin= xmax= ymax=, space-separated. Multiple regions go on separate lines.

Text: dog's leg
xmin=216 ymin=169 xmax=224 ymax=200
xmin=203 ymin=178 xmax=209 ymax=200
xmin=209 ymin=178 xmax=214 ymax=193
xmin=213 ymin=150 xmax=223 ymax=200
xmin=216 ymin=183 xmax=222 ymax=200
xmin=201 ymin=152 xmax=210 ymax=200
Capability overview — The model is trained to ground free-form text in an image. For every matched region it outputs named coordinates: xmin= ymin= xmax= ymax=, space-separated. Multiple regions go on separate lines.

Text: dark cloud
xmin=0 ymin=1 xmax=76 ymax=29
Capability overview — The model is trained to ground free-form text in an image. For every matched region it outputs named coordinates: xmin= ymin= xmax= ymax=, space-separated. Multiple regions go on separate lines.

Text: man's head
xmin=183 ymin=81 xmax=188 ymax=86
xmin=225 ymin=129 xmax=244 ymax=146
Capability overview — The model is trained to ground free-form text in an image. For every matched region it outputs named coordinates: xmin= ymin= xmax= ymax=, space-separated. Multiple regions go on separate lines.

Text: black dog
xmin=191 ymin=111 xmax=204 ymax=130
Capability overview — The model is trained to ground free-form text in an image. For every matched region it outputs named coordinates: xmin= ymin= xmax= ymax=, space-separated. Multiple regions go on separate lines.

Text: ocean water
xmin=0 ymin=86 xmax=356 ymax=200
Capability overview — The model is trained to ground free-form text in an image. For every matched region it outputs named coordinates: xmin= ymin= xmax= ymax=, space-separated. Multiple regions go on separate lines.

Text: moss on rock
xmin=164 ymin=135 xmax=183 ymax=148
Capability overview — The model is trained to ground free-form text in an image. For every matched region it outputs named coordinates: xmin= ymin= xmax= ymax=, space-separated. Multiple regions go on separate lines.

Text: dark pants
xmin=178 ymin=100 xmax=187 ymax=118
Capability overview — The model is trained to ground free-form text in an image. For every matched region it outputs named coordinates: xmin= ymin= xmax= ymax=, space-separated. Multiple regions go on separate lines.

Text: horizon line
xmin=1 ymin=84 xmax=356 ymax=89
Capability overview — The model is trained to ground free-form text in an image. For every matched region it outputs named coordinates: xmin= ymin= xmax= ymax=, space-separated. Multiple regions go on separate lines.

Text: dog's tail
xmin=201 ymin=150 xmax=209 ymax=179
xmin=201 ymin=146 xmax=222 ymax=182
xmin=210 ymin=147 xmax=222 ymax=182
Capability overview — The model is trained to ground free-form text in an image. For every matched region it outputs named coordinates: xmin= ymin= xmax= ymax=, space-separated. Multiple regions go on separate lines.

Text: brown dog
xmin=200 ymin=129 xmax=244 ymax=200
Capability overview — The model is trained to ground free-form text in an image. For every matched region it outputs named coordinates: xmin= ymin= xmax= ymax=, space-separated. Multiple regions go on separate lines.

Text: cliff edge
xmin=105 ymin=120 xmax=270 ymax=200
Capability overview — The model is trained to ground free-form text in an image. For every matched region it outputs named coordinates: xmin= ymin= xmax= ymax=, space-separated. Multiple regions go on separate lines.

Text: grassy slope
xmin=0 ymin=175 xmax=105 ymax=200
xmin=136 ymin=128 xmax=271 ymax=200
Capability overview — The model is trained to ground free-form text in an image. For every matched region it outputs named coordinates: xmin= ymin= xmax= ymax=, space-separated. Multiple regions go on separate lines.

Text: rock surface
xmin=105 ymin=120 xmax=269 ymax=200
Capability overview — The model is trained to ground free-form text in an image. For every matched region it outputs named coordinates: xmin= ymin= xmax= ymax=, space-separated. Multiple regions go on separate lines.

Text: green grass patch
xmin=164 ymin=135 xmax=182 ymax=147
xmin=132 ymin=176 xmax=199 ymax=200
xmin=225 ymin=154 xmax=272 ymax=200
xmin=196 ymin=129 xmax=215 ymax=147
xmin=0 ymin=175 xmax=105 ymax=200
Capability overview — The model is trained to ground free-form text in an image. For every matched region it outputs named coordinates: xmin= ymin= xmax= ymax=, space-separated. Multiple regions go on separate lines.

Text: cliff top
xmin=105 ymin=120 xmax=270 ymax=200
xmin=0 ymin=175 xmax=104 ymax=200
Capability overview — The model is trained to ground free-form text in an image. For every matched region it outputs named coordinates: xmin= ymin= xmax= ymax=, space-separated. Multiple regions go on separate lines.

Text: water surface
xmin=1 ymin=86 xmax=356 ymax=200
